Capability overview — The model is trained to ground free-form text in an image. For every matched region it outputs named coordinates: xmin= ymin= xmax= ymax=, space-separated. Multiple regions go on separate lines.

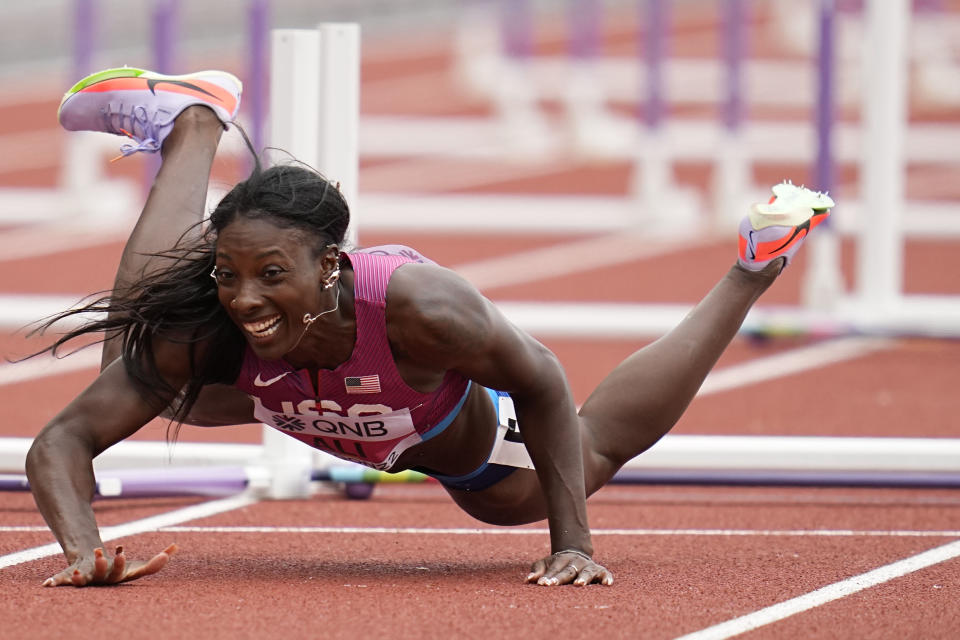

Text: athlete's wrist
xmin=551 ymin=530 xmax=594 ymax=557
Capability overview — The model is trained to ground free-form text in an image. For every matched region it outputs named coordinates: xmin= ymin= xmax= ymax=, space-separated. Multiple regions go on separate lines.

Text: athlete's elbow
xmin=512 ymin=344 xmax=568 ymax=401
xmin=26 ymin=421 xmax=93 ymax=480
xmin=534 ymin=343 xmax=567 ymax=385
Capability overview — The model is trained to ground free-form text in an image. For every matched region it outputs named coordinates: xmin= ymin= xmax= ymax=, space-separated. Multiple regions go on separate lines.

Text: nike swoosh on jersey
xmin=254 ymin=372 xmax=291 ymax=387
xmin=145 ymin=78 xmax=221 ymax=101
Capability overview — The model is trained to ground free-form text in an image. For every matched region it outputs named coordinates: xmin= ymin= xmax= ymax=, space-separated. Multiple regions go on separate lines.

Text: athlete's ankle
xmin=161 ymin=106 xmax=224 ymax=155
xmin=172 ymin=105 xmax=225 ymax=133
xmin=731 ymin=257 xmax=783 ymax=287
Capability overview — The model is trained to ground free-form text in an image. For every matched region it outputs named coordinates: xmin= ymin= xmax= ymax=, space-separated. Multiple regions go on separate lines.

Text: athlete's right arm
xmin=25 ymin=338 xmax=193 ymax=586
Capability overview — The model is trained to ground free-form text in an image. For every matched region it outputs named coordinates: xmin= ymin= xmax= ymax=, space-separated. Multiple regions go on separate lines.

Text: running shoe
xmin=737 ymin=180 xmax=835 ymax=271
xmin=58 ymin=67 xmax=242 ymax=158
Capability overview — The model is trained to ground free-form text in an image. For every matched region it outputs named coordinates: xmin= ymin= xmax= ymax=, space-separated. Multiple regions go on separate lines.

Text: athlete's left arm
xmin=388 ymin=263 xmax=609 ymax=586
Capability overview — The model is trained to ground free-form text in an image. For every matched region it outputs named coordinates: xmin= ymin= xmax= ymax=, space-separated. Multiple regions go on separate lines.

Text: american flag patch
xmin=344 ymin=375 xmax=381 ymax=394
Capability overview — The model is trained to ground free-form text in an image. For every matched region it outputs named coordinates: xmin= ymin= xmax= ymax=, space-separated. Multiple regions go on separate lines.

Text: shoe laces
xmin=99 ymin=103 xmax=171 ymax=160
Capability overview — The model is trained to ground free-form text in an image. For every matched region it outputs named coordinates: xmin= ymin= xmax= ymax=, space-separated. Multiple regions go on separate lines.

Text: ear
xmin=322 ymin=243 xmax=340 ymax=267
xmin=319 ymin=244 xmax=341 ymax=284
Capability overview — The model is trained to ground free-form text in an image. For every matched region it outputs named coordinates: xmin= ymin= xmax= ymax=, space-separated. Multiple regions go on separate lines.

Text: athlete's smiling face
xmin=212 ymin=216 xmax=327 ymax=360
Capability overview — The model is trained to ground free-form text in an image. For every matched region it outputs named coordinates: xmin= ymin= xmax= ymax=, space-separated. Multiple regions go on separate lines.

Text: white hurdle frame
xmin=1 ymin=24 xmax=363 ymax=499
xmin=857 ymin=0 xmax=907 ymax=308
xmin=0 ymin=24 xmax=366 ymax=499
xmin=261 ymin=24 xmax=362 ymax=497
xmin=825 ymin=0 xmax=960 ymax=337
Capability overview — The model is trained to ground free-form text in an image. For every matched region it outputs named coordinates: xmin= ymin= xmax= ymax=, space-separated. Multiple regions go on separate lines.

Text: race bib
xmin=251 ymin=395 xmax=420 ymax=469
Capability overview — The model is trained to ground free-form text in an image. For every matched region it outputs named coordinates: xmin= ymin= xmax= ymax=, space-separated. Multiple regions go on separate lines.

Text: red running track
xmin=2 ymin=4 xmax=960 ymax=638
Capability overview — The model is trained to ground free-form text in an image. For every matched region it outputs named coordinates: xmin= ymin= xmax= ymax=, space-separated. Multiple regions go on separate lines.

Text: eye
xmin=210 ymin=267 xmax=235 ymax=285
xmin=262 ymin=266 xmax=287 ymax=281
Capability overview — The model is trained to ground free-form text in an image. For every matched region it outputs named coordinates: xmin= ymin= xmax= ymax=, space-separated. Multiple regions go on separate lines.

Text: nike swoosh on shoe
xmin=146 ymin=77 xmax=221 ymax=101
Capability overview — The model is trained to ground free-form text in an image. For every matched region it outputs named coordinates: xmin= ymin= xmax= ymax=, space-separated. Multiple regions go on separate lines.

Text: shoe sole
xmin=58 ymin=67 xmax=242 ymax=122
xmin=749 ymin=191 xmax=835 ymax=230
xmin=749 ymin=202 xmax=820 ymax=229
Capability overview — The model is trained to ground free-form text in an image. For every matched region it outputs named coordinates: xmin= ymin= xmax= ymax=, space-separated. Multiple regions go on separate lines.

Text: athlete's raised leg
xmin=57 ymin=67 xmax=242 ymax=369
xmin=451 ymin=183 xmax=834 ymax=526
xmin=577 ymin=182 xmax=835 ymax=490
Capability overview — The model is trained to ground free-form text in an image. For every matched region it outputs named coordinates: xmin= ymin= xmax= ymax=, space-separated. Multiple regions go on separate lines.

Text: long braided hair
xmin=28 ymin=156 xmax=350 ymax=426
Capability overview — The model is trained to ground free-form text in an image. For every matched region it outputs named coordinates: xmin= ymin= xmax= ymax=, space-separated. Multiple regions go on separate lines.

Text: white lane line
xmin=0 ymin=492 xmax=257 ymax=570
xmin=359 ymin=155 xmax=573 ymax=193
xmin=0 ymin=349 xmax=102 ymax=387
xmin=453 ymin=232 xmax=709 ymax=291
xmin=1 ymin=526 xmax=951 ymax=538
xmin=698 ymin=336 xmax=894 ymax=396
xmin=675 ymin=539 xmax=960 ymax=640
xmin=0 ymin=224 xmax=129 ymax=261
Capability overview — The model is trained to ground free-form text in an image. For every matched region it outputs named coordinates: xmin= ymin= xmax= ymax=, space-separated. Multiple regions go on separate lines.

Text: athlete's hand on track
xmin=526 ymin=549 xmax=614 ymax=586
xmin=42 ymin=543 xmax=178 ymax=587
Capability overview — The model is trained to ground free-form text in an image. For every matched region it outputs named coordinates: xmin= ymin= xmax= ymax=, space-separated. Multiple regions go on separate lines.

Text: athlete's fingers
xmin=526 ymin=557 xmax=548 ymax=583
xmin=70 ymin=568 xmax=88 ymax=587
xmin=42 ymin=570 xmax=75 ymax=587
xmin=92 ymin=547 xmax=111 ymax=582
xmin=538 ymin=557 xmax=580 ymax=586
xmin=121 ymin=543 xmax=177 ymax=582
xmin=573 ymin=563 xmax=614 ymax=587
xmin=106 ymin=546 xmax=126 ymax=583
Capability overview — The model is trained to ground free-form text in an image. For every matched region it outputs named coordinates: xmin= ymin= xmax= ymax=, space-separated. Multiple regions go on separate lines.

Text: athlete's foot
xmin=58 ymin=67 xmax=242 ymax=159
xmin=737 ymin=180 xmax=835 ymax=272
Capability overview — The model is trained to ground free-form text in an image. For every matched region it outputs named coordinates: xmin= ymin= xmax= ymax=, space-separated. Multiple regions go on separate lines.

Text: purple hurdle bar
xmin=6 ymin=467 xmax=960 ymax=499
xmin=141 ymin=0 xmax=179 ymax=188
xmin=151 ymin=0 xmax=178 ymax=74
xmin=0 ymin=469 xmax=248 ymax=499
xmin=641 ymin=0 xmax=666 ymax=130
xmin=72 ymin=0 xmax=95 ymax=81
xmin=609 ymin=469 xmax=960 ymax=489
xmin=569 ymin=0 xmax=602 ymax=60
xmin=815 ymin=0 xmax=835 ymax=195
xmin=721 ymin=0 xmax=745 ymax=133
xmin=247 ymin=0 xmax=270 ymax=156
xmin=500 ymin=0 xmax=534 ymax=59
xmin=94 ymin=466 xmax=248 ymax=498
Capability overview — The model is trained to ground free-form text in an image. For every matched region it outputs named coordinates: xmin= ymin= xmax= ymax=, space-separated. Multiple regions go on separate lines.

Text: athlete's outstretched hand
xmin=42 ymin=544 xmax=178 ymax=587
xmin=526 ymin=549 xmax=614 ymax=586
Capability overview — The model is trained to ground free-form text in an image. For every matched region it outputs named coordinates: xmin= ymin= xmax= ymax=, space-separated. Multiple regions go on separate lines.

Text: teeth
xmin=243 ymin=315 xmax=281 ymax=336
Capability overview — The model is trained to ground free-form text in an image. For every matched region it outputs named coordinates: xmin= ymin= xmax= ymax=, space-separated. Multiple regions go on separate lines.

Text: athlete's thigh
xmin=576 ymin=364 xmax=673 ymax=474
xmin=444 ymin=418 xmax=614 ymax=525
xmin=444 ymin=467 xmax=547 ymax=526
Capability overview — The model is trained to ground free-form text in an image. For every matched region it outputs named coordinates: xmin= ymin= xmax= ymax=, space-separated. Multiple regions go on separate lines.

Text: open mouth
xmin=242 ymin=314 xmax=282 ymax=339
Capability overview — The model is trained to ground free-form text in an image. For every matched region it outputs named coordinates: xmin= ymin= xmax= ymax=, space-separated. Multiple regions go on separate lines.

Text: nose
xmin=229 ymin=278 xmax=264 ymax=314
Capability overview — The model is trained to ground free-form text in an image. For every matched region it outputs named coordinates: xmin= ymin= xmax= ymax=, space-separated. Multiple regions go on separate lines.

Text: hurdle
xmin=452 ymin=0 xmax=960 ymax=338
xmin=260 ymin=23 xmax=362 ymax=498
xmin=0 ymin=0 xmax=139 ymax=236
xmin=0 ymin=19 xmax=362 ymax=501
xmin=4 ymin=431 xmax=960 ymax=499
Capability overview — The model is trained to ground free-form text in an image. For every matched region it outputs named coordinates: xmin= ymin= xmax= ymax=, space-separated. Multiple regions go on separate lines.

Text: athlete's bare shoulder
xmin=385 ymin=262 xmax=495 ymax=368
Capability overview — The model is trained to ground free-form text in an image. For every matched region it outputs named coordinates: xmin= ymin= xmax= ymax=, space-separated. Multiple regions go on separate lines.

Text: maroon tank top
xmin=233 ymin=245 xmax=472 ymax=470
